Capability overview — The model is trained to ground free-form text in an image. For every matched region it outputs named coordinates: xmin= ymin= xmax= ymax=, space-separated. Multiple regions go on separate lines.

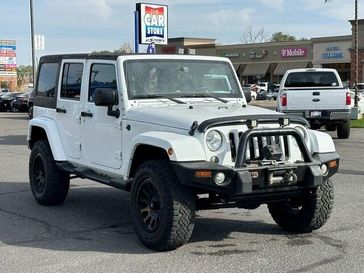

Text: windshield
xmin=284 ymin=72 xmax=340 ymax=88
xmin=125 ymin=60 xmax=242 ymax=99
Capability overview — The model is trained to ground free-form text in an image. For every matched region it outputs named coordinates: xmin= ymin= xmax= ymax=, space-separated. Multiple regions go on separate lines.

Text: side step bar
xmin=56 ymin=162 xmax=129 ymax=191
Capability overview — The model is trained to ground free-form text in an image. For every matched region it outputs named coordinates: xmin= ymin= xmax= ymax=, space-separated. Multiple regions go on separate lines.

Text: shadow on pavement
xmin=0 ymin=135 xmax=27 ymax=145
xmin=0 ymin=181 xmax=285 ymax=254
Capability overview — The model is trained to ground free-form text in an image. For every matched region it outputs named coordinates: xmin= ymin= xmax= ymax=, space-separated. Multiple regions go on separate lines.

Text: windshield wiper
xmin=133 ymin=94 xmax=186 ymax=104
xmin=177 ymin=94 xmax=228 ymax=103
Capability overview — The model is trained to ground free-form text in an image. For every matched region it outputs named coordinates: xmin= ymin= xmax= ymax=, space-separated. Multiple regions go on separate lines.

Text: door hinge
xmin=76 ymin=142 xmax=82 ymax=151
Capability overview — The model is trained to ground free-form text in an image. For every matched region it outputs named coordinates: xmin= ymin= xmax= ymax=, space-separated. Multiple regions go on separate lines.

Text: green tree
xmin=93 ymin=43 xmax=133 ymax=54
xmin=16 ymin=65 xmax=33 ymax=87
xmin=270 ymin=32 xmax=297 ymax=42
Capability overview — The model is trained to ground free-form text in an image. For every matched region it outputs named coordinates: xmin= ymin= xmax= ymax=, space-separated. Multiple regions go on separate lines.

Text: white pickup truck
xmin=277 ymin=68 xmax=351 ymax=139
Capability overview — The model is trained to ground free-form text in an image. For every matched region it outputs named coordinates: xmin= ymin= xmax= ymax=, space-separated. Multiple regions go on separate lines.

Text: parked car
xmin=10 ymin=92 xmax=31 ymax=112
xmin=356 ymin=83 xmax=364 ymax=93
xmin=28 ymin=53 xmax=339 ymax=251
xmin=1 ymin=88 xmax=10 ymax=94
xmin=27 ymin=89 xmax=35 ymax=119
xmin=256 ymin=90 xmax=267 ymax=100
xmin=257 ymin=81 xmax=268 ymax=92
xmin=277 ymin=68 xmax=351 ymax=138
xmin=242 ymin=87 xmax=256 ymax=101
xmin=0 ymin=92 xmax=23 ymax=112
xmin=266 ymin=90 xmax=278 ymax=100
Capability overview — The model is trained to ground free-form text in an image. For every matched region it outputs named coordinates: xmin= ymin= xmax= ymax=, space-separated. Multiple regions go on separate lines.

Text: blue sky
xmin=0 ymin=0 xmax=362 ymax=65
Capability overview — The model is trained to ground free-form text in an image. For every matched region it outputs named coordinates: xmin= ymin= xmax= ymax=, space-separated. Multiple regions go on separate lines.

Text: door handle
xmin=81 ymin=111 xmax=93 ymax=117
xmin=56 ymin=108 xmax=67 ymax=113
xmin=312 ymin=92 xmax=320 ymax=96
xmin=312 ymin=98 xmax=320 ymax=102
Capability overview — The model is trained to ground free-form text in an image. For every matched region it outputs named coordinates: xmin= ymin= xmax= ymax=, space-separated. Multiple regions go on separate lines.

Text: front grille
xmin=229 ymin=132 xmax=290 ymax=163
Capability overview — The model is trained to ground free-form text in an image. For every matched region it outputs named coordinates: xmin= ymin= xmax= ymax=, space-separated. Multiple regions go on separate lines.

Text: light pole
xmin=354 ymin=0 xmax=359 ymax=108
xmin=29 ymin=0 xmax=36 ymax=83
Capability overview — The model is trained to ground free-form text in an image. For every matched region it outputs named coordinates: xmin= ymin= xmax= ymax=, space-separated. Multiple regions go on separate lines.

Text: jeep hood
xmin=126 ymin=103 xmax=283 ymax=130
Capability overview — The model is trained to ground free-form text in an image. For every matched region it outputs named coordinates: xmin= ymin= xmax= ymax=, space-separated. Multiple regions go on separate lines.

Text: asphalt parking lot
xmin=0 ymin=111 xmax=363 ymax=273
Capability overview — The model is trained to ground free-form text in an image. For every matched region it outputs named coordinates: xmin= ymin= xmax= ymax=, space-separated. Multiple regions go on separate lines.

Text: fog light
xmin=210 ymin=156 xmax=219 ymax=163
xmin=320 ymin=164 xmax=328 ymax=176
xmin=214 ymin=172 xmax=226 ymax=185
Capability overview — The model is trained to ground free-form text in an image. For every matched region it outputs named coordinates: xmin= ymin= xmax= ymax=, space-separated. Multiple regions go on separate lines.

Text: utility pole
xmin=354 ymin=0 xmax=359 ymax=107
xmin=29 ymin=0 xmax=36 ymax=83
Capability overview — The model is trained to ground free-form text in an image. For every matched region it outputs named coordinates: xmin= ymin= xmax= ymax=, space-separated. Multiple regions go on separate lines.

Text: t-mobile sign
xmin=281 ymin=47 xmax=307 ymax=58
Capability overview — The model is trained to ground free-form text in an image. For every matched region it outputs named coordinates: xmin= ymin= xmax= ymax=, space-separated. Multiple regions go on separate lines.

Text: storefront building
xmin=157 ymin=19 xmax=364 ymax=86
xmin=215 ymin=41 xmax=312 ymax=85
xmin=312 ymin=35 xmax=351 ymax=84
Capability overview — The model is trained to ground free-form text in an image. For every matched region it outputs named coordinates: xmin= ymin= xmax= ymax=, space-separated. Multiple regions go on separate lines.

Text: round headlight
xmin=206 ymin=130 xmax=223 ymax=151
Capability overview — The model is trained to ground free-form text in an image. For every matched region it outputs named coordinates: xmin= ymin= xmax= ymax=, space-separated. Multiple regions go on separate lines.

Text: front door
xmin=56 ymin=60 xmax=85 ymax=160
xmin=81 ymin=60 xmax=122 ymax=169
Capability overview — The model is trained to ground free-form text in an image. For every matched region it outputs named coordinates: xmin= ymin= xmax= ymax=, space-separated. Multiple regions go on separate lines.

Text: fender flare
xmin=308 ymin=129 xmax=336 ymax=154
xmin=125 ymin=131 xmax=207 ymax=177
xmin=28 ymin=117 xmax=67 ymax=161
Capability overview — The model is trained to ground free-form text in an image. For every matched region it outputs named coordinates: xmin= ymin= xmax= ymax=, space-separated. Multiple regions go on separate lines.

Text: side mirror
xmin=94 ymin=88 xmax=118 ymax=106
xmin=94 ymin=88 xmax=120 ymax=118
xmin=243 ymin=89 xmax=252 ymax=103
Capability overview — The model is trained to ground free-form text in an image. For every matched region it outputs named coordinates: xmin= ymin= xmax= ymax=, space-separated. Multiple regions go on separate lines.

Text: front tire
xmin=29 ymin=140 xmax=70 ymax=205
xmin=268 ymin=179 xmax=334 ymax=232
xmin=130 ymin=160 xmax=195 ymax=251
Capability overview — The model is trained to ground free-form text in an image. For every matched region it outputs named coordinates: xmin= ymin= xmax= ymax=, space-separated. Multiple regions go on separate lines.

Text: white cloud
xmin=260 ymin=0 xmax=284 ymax=10
xmin=206 ymin=8 xmax=255 ymax=27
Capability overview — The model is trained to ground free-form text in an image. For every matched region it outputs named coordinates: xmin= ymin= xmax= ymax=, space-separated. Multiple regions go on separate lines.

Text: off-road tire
xmin=130 ymin=160 xmax=195 ymax=251
xmin=268 ymin=179 xmax=334 ymax=232
xmin=29 ymin=140 xmax=70 ymax=205
xmin=337 ymin=121 xmax=350 ymax=139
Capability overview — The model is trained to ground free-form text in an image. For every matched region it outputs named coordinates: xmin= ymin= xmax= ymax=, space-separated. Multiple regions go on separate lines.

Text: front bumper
xmin=172 ymin=127 xmax=340 ymax=200
xmin=172 ymin=152 xmax=339 ymax=197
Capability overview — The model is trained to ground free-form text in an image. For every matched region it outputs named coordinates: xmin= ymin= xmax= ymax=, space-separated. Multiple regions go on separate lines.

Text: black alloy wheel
xmin=137 ymin=180 xmax=162 ymax=232
xmin=33 ymin=154 xmax=46 ymax=194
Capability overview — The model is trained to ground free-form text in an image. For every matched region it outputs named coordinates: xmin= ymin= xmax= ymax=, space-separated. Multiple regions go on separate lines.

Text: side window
xmin=36 ymin=63 xmax=59 ymax=97
xmin=89 ymin=64 xmax=117 ymax=102
xmin=61 ymin=63 xmax=84 ymax=100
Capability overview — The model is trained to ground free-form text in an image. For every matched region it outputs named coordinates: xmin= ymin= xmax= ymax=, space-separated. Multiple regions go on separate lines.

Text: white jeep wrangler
xmin=28 ymin=54 xmax=339 ymax=251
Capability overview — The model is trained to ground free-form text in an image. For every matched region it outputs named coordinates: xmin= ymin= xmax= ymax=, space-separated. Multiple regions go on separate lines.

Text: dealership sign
xmin=0 ymin=40 xmax=16 ymax=77
xmin=281 ymin=47 xmax=307 ymax=58
xmin=136 ymin=3 xmax=168 ymax=45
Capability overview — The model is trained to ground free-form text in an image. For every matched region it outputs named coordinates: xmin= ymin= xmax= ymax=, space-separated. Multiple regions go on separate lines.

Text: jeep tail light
xmin=346 ymin=92 xmax=351 ymax=105
xmin=281 ymin=94 xmax=287 ymax=107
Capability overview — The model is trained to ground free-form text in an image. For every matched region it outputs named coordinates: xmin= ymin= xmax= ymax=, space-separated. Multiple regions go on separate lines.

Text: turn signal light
xmin=281 ymin=94 xmax=287 ymax=107
xmin=329 ymin=160 xmax=337 ymax=168
xmin=195 ymin=171 xmax=212 ymax=178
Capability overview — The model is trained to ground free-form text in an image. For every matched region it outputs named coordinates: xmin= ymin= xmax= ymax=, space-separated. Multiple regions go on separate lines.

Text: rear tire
xmin=29 ymin=140 xmax=70 ymax=205
xmin=337 ymin=121 xmax=350 ymax=139
xmin=268 ymin=179 xmax=334 ymax=232
xmin=130 ymin=160 xmax=195 ymax=251
xmin=325 ymin=124 xmax=336 ymax=131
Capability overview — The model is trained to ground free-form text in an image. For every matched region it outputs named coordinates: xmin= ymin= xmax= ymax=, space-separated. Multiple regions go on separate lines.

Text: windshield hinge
xmin=189 ymin=121 xmax=199 ymax=136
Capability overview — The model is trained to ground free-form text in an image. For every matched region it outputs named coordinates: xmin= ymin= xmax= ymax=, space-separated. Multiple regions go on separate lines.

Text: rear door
xmin=56 ymin=60 xmax=85 ymax=160
xmin=282 ymin=71 xmax=346 ymax=111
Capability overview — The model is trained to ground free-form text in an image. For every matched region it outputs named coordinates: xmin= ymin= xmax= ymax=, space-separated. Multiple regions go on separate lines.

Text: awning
xmin=274 ymin=61 xmax=308 ymax=76
xmin=232 ymin=63 xmax=240 ymax=71
xmin=242 ymin=63 xmax=270 ymax=76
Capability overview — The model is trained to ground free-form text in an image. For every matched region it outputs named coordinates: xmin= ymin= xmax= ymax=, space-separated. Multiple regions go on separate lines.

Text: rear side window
xmin=36 ymin=63 xmax=59 ymax=97
xmin=88 ymin=64 xmax=117 ymax=102
xmin=61 ymin=63 xmax=84 ymax=100
xmin=285 ymin=72 xmax=339 ymax=88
